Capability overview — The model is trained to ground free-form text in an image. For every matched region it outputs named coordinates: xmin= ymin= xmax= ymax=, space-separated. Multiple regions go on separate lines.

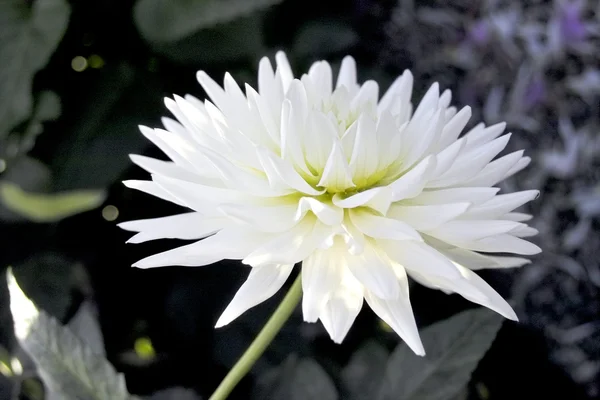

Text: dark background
xmin=0 ymin=0 xmax=599 ymax=399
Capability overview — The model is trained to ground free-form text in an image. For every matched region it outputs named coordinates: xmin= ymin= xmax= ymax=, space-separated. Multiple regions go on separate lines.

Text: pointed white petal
xmin=375 ymin=111 xmax=401 ymax=169
xmin=461 ymin=150 xmax=524 ymax=187
xmin=256 ymin=147 xmax=323 ymax=195
xmin=317 ymin=140 xmax=356 ymax=192
xmin=351 ymin=80 xmax=379 ymax=112
xmin=437 ymin=106 xmax=471 ymax=150
xmin=462 ymin=190 xmax=539 ymax=219
xmin=336 ymin=55 xmax=357 ymax=90
xmin=305 ymin=110 xmax=337 ymax=172
xmin=308 ymin=61 xmax=333 ymax=103
xmin=275 ymin=51 xmax=294 ymax=91
xmin=243 ymin=216 xmax=327 ymax=266
xmin=381 ymin=240 xmax=461 ymax=280
xmin=465 ymin=234 xmax=542 ymax=255
xmin=428 ymin=134 xmax=512 ymax=188
xmin=412 ymin=83 xmax=439 ymax=120
xmin=378 ymin=70 xmax=413 ymax=116
xmin=350 ymin=209 xmax=422 ymax=241
xmin=364 ymin=266 xmax=425 ymax=356
xmin=387 ymin=202 xmax=470 ymax=231
xmin=301 ymin=246 xmax=345 ymax=322
xmin=407 ymin=187 xmax=499 ymax=206
xmin=152 ymin=174 xmax=251 ymax=211
xmin=319 ymin=268 xmax=364 ymax=343
xmin=138 ymin=125 xmax=201 ymax=173
xmin=349 ymin=114 xmax=379 ymax=186
xmin=129 ymin=154 xmax=211 ymax=183
xmin=388 ymin=155 xmax=437 ymax=201
xmin=430 ymin=138 xmax=466 ymax=179
xmin=402 ymin=108 xmax=445 ymax=168
xmin=119 ymin=213 xmax=230 ymax=243
xmin=215 ymin=264 xmax=294 ymax=327
xmin=341 ymin=217 xmax=366 ymax=256
xmin=332 ymin=186 xmax=393 ymax=215
xmin=297 ymin=197 xmax=343 ymax=226
xmin=132 ymin=228 xmax=269 ymax=268
xmin=412 ymin=265 xmax=518 ymax=321
xmin=123 ymin=180 xmax=186 ymax=207
xmin=502 ymin=212 xmax=533 ymax=222
xmin=464 ymin=122 xmax=507 ymax=150
xmin=219 ymin=203 xmax=298 ymax=233
xmin=426 ymin=220 xmax=525 ymax=244
xmin=440 ymin=247 xmax=530 ymax=270
xmin=345 ymin=243 xmax=399 ymax=299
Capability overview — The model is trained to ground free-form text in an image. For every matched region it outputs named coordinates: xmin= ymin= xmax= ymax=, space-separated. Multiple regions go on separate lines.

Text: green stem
xmin=209 ymin=272 xmax=303 ymax=400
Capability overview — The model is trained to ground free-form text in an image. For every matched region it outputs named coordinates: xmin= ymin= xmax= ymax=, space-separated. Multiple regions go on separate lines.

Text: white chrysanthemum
xmin=120 ymin=52 xmax=541 ymax=355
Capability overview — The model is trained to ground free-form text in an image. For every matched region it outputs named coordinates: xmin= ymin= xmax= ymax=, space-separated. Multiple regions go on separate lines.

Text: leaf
xmin=67 ymin=302 xmax=105 ymax=357
xmin=48 ymin=63 xmax=162 ymax=191
xmin=133 ymin=0 xmax=282 ymax=43
xmin=144 ymin=387 xmax=201 ymax=400
xmin=377 ymin=308 xmax=504 ymax=400
xmin=253 ymin=355 xmax=338 ymax=400
xmin=151 ymin=15 xmax=265 ymax=65
xmin=6 ymin=268 xmax=139 ymax=400
xmin=12 ymin=252 xmax=75 ymax=320
xmin=0 ymin=182 xmax=106 ymax=223
xmin=341 ymin=340 xmax=389 ymax=400
xmin=0 ymin=0 xmax=70 ymax=136
xmin=292 ymin=20 xmax=358 ymax=58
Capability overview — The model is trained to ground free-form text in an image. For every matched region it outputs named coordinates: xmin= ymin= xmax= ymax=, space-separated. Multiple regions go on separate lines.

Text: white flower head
xmin=120 ymin=52 xmax=541 ymax=355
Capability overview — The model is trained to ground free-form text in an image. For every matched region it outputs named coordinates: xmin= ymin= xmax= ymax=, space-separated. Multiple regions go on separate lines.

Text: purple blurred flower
xmin=524 ymin=76 xmax=546 ymax=108
xmin=468 ymin=20 xmax=491 ymax=45
xmin=559 ymin=1 xmax=587 ymax=43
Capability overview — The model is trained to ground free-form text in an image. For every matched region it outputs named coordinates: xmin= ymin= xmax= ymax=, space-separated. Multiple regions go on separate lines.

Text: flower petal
xmin=387 ymin=202 xmax=470 ymax=231
xmin=119 ymin=213 xmax=230 ymax=243
xmin=297 ymin=197 xmax=344 ymax=226
xmin=218 ymin=203 xmax=298 ymax=233
xmin=319 ymin=268 xmax=364 ymax=343
xmin=381 ymin=240 xmax=461 ymax=280
xmin=345 ymin=243 xmax=399 ymax=299
xmin=461 ymin=190 xmax=539 ymax=219
xmin=332 ymin=186 xmax=393 ymax=215
xmin=426 ymin=220 xmax=525 ymax=244
xmin=364 ymin=265 xmax=424 ymax=356
xmin=301 ymin=245 xmax=345 ymax=322
xmin=466 ymin=234 xmax=542 ymax=255
xmin=243 ymin=216 xmax=328 ymax=266
xmin=317 ymin=140 xmax=356 ymax=192
xmin=132 ymin=228 xmax=270 ymax=268
xmin=123 ymin=180 xmax=186 ymax=207
xmin=215 ymin=263 xmax=294 ymax=327
xmin=410 ymin=265 xmax=518 ymax=321
xmin=350 ymin=209 xmax=422 ymax=241
xmin=388 ymin=155 xmax=437 ymax=201
xmin=409 ymin=187 xmax=499 ymax=207
xmin=336 ymin=55 xmax=358 ymax=91
xmin=256 ymin=147 xmax=324 ymax=195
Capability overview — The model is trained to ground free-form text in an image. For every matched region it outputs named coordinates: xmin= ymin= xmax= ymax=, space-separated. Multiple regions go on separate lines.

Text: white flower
xmin=119 ymin=52 xmax=541 ymax=355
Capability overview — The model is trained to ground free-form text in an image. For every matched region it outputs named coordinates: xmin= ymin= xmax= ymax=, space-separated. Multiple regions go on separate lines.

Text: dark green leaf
xmin=145 ymin=387 xmax=200 ymax=400
xmin=0 ymin=0 xmax=70 ymax=136
xmin=377 ymin=308 xmax=504 ymax=400
xmin=7 ymin=269 xmax=139 ymax=400
xmin=253 ymin=355 xmax=337 ymax=400
xmin=151 ymin=16 xmax=265 ymax=65
xmin=292 ymin=20 xmax=358 ymax=58
xmin=49 ymin=63 xmax=161 ymax=191
xmin=134 ymin=0 xmax=282 ymax=43
xmin=341 ymin=340 xmax=389 ymax=400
